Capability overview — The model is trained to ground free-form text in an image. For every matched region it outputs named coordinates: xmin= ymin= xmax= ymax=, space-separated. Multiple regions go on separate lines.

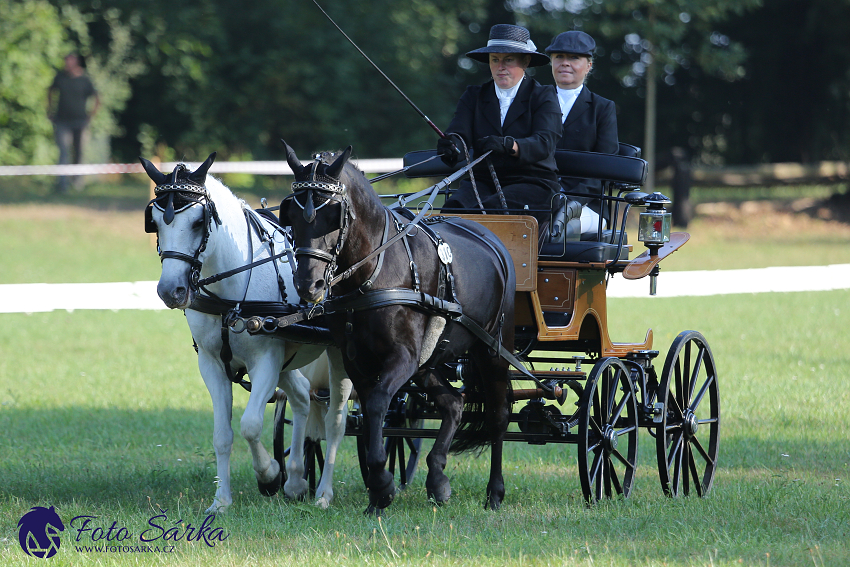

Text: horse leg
xmin=314 ymin=348 xmax=352 ymax=509
xmin=361 ymin=358 xmax=419 ymax=515
xmin=197 ymin=351 xmax=235 ymax=514
xmin=241 ymin=353 xmax=285 ymax=497
xmin=422 ymin=369 xmax=463 ymax=505
xmin=477 ymin=351 xmax=511 ymax=511
xmin=278 ymin=367 xmax=311 ymax=500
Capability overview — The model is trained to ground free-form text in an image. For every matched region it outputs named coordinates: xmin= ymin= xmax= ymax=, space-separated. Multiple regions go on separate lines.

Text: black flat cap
xmin=545 ymin=30 xmax=596 ymax=57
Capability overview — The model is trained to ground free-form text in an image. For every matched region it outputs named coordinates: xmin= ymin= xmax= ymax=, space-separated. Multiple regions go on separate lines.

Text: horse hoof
xmin=426 ymin=475 xmax=452 ymax=505
xmin=367 ymin=470 xmax=396 ymax=509
xmin=363 ymin=504 xmax=384 ymax=517
xmin=257 ymin=469 xmax=283 ymax=497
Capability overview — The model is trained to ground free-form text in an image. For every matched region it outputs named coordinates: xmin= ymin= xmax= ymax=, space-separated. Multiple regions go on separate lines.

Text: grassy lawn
xmin=1 ymin=293 xmax=848 ymax=566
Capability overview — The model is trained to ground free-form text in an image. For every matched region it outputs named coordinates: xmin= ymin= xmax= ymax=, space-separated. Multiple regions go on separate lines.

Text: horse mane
xmin=203 ymin=174 xmax=251 ymax=218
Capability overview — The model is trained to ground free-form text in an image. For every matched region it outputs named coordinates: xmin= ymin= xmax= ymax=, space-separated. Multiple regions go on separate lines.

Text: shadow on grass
xmin=0 ymin=406 xmax=252 ymax=507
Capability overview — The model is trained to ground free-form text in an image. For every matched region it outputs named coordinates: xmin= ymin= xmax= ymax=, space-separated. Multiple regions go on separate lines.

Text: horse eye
xmin=192 ymin=218 xmax=205 ymax=230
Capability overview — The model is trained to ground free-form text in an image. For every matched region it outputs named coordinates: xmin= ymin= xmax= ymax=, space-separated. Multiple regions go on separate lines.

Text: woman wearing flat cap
xmin=437 ymin=24 xmax=562 ymax=222
xmin=546 ymin=30 xmax=619 ymax=232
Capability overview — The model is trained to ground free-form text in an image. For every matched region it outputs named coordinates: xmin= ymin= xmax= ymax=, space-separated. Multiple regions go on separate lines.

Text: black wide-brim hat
xmin=466 ymin=24 xmax=550 ymax=67
xmin=545 ymin=30 xmax=596 ymax=57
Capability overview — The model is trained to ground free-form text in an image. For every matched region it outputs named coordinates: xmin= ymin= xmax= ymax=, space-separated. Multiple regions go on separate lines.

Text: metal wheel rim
xmin=656 ymin=331 xmax=720 ymax=497
xmin=578 ymin=357 xmax=639 ymax=503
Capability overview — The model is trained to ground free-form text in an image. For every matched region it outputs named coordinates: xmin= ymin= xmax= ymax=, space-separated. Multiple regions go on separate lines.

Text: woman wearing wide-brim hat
xmin=437 ymin=24 xmax=562 ymax=223
xmin=546 ymin=30 xmax=619 ymax=232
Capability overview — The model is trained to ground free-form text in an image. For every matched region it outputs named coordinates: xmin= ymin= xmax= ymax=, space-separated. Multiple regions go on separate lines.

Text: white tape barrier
xmin=1 ymin=265 xmax=848 ymax=313
xmin=0 ymin=159 xmax=404 ymax=177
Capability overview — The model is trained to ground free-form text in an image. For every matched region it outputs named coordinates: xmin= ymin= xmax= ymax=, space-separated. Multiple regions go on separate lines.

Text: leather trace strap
xmin=329 ymin=150 xmax=492 ymax=287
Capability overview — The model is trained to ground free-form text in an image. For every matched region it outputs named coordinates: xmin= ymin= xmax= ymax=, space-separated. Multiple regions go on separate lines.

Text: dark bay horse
xmin=278 ymin=142 xmax=516 ymax=513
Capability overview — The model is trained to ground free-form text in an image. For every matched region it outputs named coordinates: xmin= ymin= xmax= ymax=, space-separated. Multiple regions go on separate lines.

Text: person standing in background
xmin=47 ymin=53 xmax=100 ymax=192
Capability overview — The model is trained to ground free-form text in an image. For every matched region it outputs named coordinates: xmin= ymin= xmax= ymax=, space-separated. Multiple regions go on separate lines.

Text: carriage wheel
xmin=357 ymin=392 xmax=423 ymax=489
xmin=271 ymin=394 xmax=289 ymax=491
xmin=272 ymin=393 xmax=326 ymax=495
xmin=655 ymin=331 xmax=720 ymax=497
xmin=578 ymin=357 xmax=639 ymax=503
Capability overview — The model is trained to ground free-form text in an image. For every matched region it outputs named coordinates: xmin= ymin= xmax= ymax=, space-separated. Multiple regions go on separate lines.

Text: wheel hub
xmin=603 ymin=425 xmax=618 ymax=452
xmin=684 ymin=410 xmax=699 ymax=436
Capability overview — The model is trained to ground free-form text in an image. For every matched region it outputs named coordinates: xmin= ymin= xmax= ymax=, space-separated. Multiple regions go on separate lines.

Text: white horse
xmin=142 ymin=153 xmax=351 ymax=511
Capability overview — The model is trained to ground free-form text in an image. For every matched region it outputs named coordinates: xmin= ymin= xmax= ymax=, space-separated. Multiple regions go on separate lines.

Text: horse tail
xmin=450 ymin=347 xmax=512 ymax=454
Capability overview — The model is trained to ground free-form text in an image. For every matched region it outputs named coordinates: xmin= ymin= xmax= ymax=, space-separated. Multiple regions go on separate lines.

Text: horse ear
xmin=281 ymin=139 xmax=305 ymax=177
xmin=139 ymin=157 xmax=168 ymax=185
xmin=189 ymin=152 xmax=216 ymax=184
xmin=325 ymin=146 xmax=352 ymax=180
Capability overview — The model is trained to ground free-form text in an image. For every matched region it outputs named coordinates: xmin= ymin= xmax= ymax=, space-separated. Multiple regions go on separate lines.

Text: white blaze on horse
xmin=142 ymin=153 xmax=351 ymax=511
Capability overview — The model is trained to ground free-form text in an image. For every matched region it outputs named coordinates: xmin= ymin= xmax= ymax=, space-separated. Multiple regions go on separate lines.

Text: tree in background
xmin=4 ymin=0 xmax=848 ymax=167
xmin=0 ymin=0 xmax=66 ymax=166
xmin=515 ymin=0 xmax=760 ymax=187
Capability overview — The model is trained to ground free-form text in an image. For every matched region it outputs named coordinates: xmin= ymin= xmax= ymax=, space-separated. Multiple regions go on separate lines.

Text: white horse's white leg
xmin=278 ymin=368 xmax=311 ymax=500
xmin=314 ymin=348 xmax=352 ymax=509
xmin=198 ymin=352 xmax=235 ymax=514
xmin=240 ymin=354 xmax=284 ymax=493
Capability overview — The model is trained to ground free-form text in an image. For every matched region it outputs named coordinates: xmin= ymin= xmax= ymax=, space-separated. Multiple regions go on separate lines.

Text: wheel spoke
xmin=605 ymin=370 xmax=619 ymax=419
xmin=666 ymin=390 xmax=684 ymax=419
xmin=589 ymin=415 xmax=605 ymax=439
xmin=588 ymin=447 xmax=603 ymax=485
xmin=611 ymin=447 xmax=635 ymax=470
xmin=616 ymin=424 xmax=637 ymax=437
xmin=682 ymin=444 xmax=691 ymax=495
xmin=688 ymin=448 xmax=704 ymax=497
xmin=609 ymin=388 xmax=632 ymax=425
xmin=689 ymin=346 xmax=705 ymax=400
xmin=595 ymin=456 xmax=604 ymax=501
xmin=672 ymin=438 xmax=683 ymax=493
xmin=682 ymin=342 xmax=691 ymax=406
xmin=690 ymin=373 xmax=716 ymax=412
xmin=690 ymin=435 xmax=715 ymax=467
xmin=666 ymin=431 xmax=684 ymax=471
xmin=387 ymin=438 xmax=397 ymax=474
xmin=397 ymin=441 xmax=407 ymax=486
xmin=609 ymin=460 xmax=623 ymax=495
xmin=604 ymin=459 xmax=613 ymax=498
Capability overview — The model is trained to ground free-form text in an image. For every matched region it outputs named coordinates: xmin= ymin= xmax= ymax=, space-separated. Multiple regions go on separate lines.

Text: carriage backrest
xmin=554 ymin=149 xmax=647 ymax=185
xmin=402 ymin=148 xmax=647 ymax=185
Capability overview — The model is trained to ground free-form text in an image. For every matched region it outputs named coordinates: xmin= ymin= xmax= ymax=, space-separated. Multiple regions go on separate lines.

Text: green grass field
xmin=1 ymin=182 xmax=849 ymax=565
xmin=1 ymin=293 xmax=848 ymax=566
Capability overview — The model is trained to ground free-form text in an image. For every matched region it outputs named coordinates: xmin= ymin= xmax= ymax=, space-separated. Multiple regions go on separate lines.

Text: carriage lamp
xmin=637 ymin=192 xmax=672 ymax=256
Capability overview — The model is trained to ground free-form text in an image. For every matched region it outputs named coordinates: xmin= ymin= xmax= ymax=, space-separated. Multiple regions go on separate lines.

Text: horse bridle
xmin=284 ymin=158 xmax=355 ymax=293
xmin=144 ymin=165 xmax=221 ymax=288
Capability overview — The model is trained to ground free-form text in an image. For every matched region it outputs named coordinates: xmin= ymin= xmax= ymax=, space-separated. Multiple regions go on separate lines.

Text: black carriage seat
xmin=538 ymin=147 xmax=647 ymax=263
xmin=401 ymin=148 xmax=647 ymax=264
xmin=402 ymin=149 xmax=584 ymax=244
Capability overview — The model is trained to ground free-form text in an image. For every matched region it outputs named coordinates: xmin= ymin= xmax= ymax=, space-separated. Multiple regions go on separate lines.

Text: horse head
xmin=141 ymin=153 xmax=220 ymax=309
xmin=277 ymin=141 xmax=355 ymax=303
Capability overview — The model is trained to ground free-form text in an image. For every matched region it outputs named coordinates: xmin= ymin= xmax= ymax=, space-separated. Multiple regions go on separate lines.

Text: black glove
xmin=477 ymin=135 xmax=516 ymax=156
xmin=437 ymin=136 xmax=461 ymax=166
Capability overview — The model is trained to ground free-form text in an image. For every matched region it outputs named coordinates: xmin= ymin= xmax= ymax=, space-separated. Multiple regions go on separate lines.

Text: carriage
xmin=265 ymin=144 xmax=719 ymax=505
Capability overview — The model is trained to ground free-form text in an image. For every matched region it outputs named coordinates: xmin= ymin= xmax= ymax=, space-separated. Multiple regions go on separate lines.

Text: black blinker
xmin=303 ymin=189 xmax=316 ymax=223
xmin=163 ymin=193 xmax=176 ymax=225
xmin=144 ymin=203 xmax=157 ymax=233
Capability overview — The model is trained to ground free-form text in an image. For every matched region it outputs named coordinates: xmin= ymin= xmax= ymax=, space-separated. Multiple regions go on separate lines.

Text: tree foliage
xmin=2 ymin=0 xmax=848 ymax=166
xmin=0 ymin=0 xmax=67 ymax=165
